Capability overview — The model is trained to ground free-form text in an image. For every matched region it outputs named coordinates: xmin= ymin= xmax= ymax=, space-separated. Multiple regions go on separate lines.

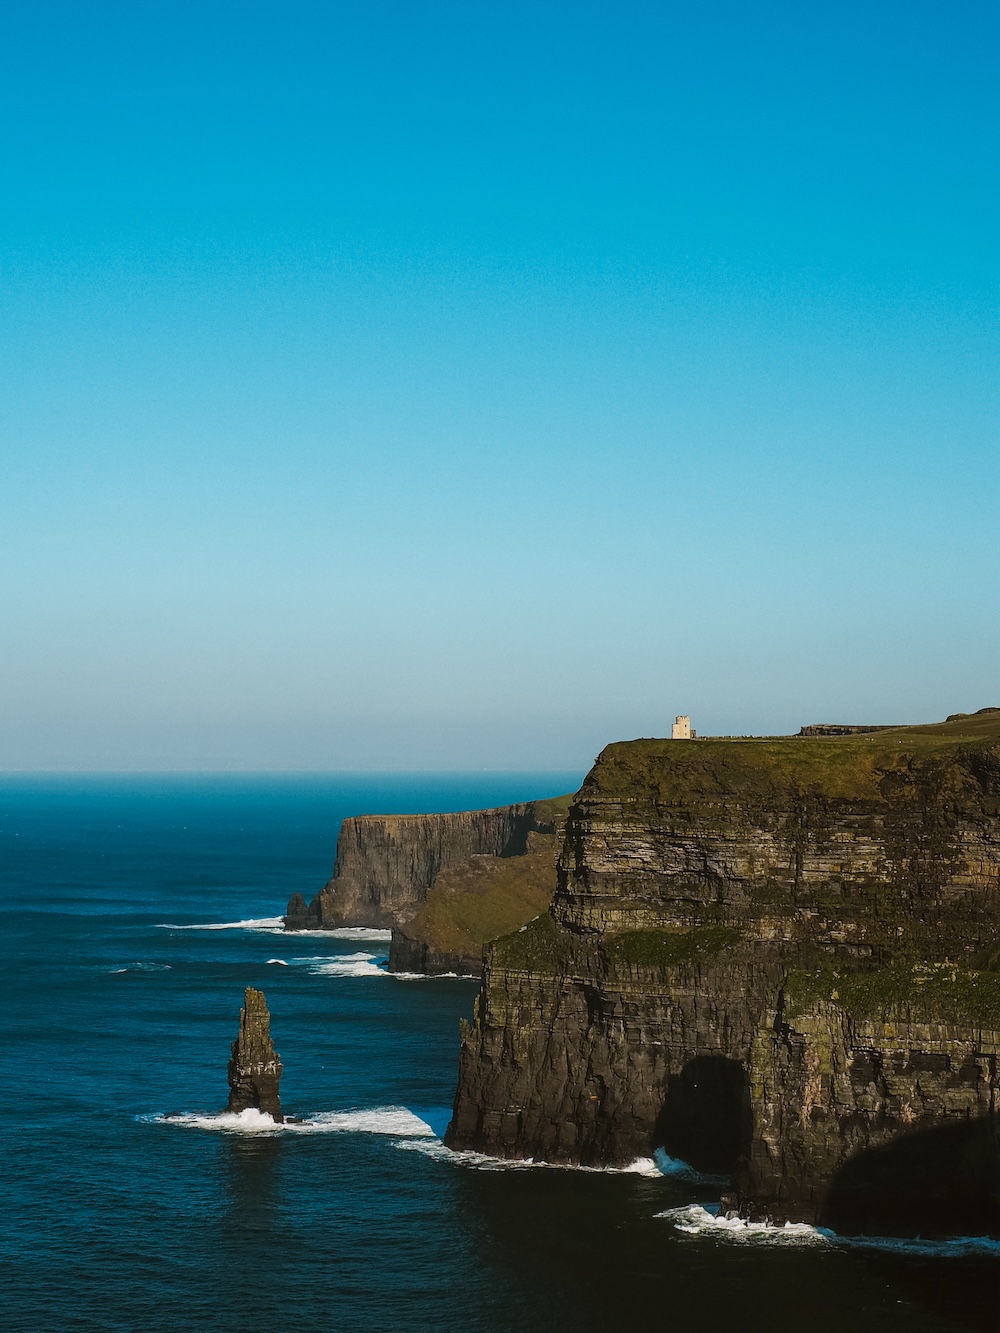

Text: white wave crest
xmin=390 ymin=971 xmax=475 ymax=982
xmin=395 ymin=1141 xmax=664 ymax=1176
xmin=150 ymin=1106 xmax=435 ymax=1137
xmin=157 ymin=917 xmax=285 ymax=933
xmin=660 ymin=1204 xmax=1000 ymax=1258
xmin=835 ymin=1231 xmax=1000 ymax=1258
xmin=266 ymin=958 xmax=289 ymax=965
xmin=110 ymin=962 xmax=172 ymax=973
xmin=312 ymin=927 xmax=393 ymax=941
xmin=653 ymin=1149 xmax=729 ymax=1184
xmin=305 ymin=952 xmax=387 ymax=978
xmin=659 ymin=1204 xmax=827 ymax=1245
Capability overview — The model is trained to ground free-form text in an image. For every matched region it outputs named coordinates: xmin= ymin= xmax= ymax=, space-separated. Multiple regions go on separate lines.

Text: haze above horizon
xmin=2 ymin=1 xmax=997 ymax=771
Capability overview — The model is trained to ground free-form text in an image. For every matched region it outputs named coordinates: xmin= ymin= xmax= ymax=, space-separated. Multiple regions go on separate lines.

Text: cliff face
xmin=285 ymin=798 xmax=569 ymax=947
xmin=446 ymin=713 xmax=1000 ymax=1234
xmin=389 ymin=829 xmax=562 ymax=975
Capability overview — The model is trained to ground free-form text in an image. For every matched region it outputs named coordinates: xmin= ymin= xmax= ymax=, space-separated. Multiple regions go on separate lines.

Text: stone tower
xmin=671 ymin=715 xmax=692 ymax=739
xmin=227 ymin=987 xmax=283 ymax=1121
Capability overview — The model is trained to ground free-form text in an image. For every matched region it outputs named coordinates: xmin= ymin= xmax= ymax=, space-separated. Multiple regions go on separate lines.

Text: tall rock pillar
xmin=227 ymin=987 xmax=283 ymax=1122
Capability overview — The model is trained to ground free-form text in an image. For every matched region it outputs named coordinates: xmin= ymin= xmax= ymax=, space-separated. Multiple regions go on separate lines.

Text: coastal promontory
xmin=446 ymin=711 xmax=1000 ymax=1236
xmin=285 ymin=796 xmax=572 ymax=974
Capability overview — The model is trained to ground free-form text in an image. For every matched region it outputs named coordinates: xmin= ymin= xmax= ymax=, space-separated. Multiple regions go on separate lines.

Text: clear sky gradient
xmin=2 ymin=1 xmax=997 ymax=770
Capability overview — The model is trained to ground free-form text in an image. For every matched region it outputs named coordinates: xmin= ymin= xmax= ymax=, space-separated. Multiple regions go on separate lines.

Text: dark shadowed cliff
xmin=446 ymin=711 xmax=1000 ymax=1235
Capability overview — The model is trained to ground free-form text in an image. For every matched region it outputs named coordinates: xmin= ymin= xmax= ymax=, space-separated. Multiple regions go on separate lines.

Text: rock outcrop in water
xmin=446 ymin=712 xmax=1000 ymax=1236
xmin=284 ymin=797 xmax=571 ymax=974
xmin=227 ymin=987 xmax=283 ymax=1122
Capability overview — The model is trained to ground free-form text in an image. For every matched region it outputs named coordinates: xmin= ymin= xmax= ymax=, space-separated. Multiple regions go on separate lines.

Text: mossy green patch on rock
xmin=784 ymin=962 xmax=1000 ymax=1026
xmin=399 ymin=837 xmax=558 ymax=961
xmin=491 ymin=911 xmax=574 ymax=973
xmin=605 ymin=925 xmax=741 ymax=968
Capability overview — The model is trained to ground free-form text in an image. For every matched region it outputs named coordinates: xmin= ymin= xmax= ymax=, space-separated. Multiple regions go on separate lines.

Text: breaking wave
xmin=390 ymin=971 xmax=468 ymax=981
xmin=109 ymin=962 xmax=173 ymax=974
xmin=835 ymin=1232 xmax=1000 ymax=1259
xmin=157 ymin=917 xmax=285 ymax=933
xmin=303 ymin=952 xmax=387 ymax=978
xmin=659 ymin=1204 xmax=827 ymax=1245
xmin=314 ymin=928 xmax=393 ymax=942
xmin=150 ymin=1106 xmax=437 ymax=1136
xmin=156 ymin=920 xmax=393 ymax=941
xmin=396 ymin=1141 xmax=663 ymax=1176
xmin=653 ymin=1150 xmax=729 ymax=1184
xmin=658 ymin=1205 xmax=1000 ymax=1257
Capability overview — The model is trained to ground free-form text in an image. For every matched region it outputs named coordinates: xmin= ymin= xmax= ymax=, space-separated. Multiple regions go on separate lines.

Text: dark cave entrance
xmin=653 ymin=1056 xmax=751 ymax=1174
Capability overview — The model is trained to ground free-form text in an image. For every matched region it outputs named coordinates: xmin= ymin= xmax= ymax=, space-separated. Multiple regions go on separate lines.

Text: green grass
xmin=530 ymin=792 xmax=576 ymax=826
xmin=606 ymin=925 xmax=741 ymax=968
xmin=492 ymin=918 xmax=743 ymax=974
xmin=784 ymin=961 xmax=1000 ymax=1026
xmin=584 ymin=711 xmax=1000 ymax=807
xmin=403 ymin=841 xmax=557 ymax=957
xmin=491 ymin=910 xmax=572 ymax=972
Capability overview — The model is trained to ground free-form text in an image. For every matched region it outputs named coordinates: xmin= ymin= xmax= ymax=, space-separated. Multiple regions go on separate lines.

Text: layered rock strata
xmin=285 ymin=799 xmax=570 ymax=976
xmin=227 ymin=987 xmax=283 ymax=1121
xmin=446 ymin=712 xmax=1000 ymax=1234
xmin=389 ymin=829 xmax=563 ymax=975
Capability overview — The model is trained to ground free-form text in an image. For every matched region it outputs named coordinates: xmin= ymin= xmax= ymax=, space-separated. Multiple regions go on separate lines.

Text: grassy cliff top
xmin=530 ymin=792 xmax=575 ymax=824
xmin=587 ymin=712 xmax=1000 ymax=803
xmin=399 ymin=837 xmax=558 ymax=957
xmin=344 ymin=793 xmax=576 ymax=826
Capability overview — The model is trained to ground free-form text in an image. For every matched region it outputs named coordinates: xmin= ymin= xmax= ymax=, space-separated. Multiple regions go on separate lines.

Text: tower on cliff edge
xmin=671 ymin=715 xmax=696 ymax=739
xmin=227 ymin=986 xmax=283 ymax=1121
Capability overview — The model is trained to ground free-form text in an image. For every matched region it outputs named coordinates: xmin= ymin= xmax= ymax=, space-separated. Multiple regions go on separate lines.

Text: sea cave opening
xmin=653 ymin=1055 xmax=751 ymax=1175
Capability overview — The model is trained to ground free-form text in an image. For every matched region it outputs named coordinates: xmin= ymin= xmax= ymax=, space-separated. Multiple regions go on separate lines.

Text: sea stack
xmin=227 ymin=987 xmax=283 ymax=1122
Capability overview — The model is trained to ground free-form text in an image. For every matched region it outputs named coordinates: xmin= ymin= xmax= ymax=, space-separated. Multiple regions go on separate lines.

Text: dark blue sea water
xmin=2 ymin=774 xmax=996 ymax=1332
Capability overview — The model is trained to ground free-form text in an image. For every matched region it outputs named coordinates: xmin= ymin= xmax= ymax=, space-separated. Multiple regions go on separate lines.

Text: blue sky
xmin=1 ymin=0 xmax=997 ymax=769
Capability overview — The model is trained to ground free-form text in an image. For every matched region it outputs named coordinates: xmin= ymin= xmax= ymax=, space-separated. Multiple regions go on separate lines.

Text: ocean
xmin=1 ymin=774 xmax=996 ymax=1332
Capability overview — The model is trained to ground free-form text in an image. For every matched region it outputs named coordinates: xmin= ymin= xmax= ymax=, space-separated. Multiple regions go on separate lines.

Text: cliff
xmin=285 ymin=798 xmax=571 ymax=973
xmin=389 ymin=828 xmax=562 ymax=975
xmin=446 ymin=711 xmax=1000 ymax=1235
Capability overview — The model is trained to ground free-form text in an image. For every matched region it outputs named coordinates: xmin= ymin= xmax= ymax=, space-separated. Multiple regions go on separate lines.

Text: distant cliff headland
xmin=284 ymin=795 xmax=572 ymax=974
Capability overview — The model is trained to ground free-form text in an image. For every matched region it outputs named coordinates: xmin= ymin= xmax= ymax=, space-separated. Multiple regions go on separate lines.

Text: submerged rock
xmin=227 ymin=987 xmax=283 ymax=1122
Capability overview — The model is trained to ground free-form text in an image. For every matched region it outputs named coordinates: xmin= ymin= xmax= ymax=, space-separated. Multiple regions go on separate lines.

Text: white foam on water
xmin=395 ymin=1140 xmax=667 ymax=1176
xmin=653 ymin=1148 xmax=729 ymax=1185
xmin=658 ymin=1204 xmax=827 ymax=1246
xmin=305 ymin=951 xmax=387 ymax=978
xmin=265 ymin=958 xmax=289 ymax=966
xmin=390 ymin=971 xmax=469 ymax=981
xmin=831 ymin=1231 xmax=1000 ymax=1259
xmin=110 ymin=962 xmax=172 ymax=973
xmin=150 ymin=1105 xmax=436 ymax=1137
xmin=311 ymin=927 xmax=393 ymax=941
xmin=157 ymin=917 xmax=285 ymax=933
xmin=154 ymin=1108 xmax=285 ymax=1133
xmin=293 ymin=1107 xmax=436 ymax=1136
xmin=659 ymin=1205 xmax=1000 ymax=1258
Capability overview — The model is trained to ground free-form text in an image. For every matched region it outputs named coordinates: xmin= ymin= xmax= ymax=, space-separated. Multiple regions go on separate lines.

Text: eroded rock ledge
xmin=446 ymin=711 xmax=1000 ymax=1236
